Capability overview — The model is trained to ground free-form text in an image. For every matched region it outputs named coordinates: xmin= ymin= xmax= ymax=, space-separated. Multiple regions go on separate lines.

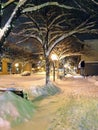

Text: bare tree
xmin=1 ymin=1 xmax=98 ymax=84
xmin=10 ymin=0 xmax=98 ymax=84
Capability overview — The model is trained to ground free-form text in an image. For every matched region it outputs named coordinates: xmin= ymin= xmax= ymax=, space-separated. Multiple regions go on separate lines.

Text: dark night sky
xmin=1 ymin=0 xmax=98 ymax=41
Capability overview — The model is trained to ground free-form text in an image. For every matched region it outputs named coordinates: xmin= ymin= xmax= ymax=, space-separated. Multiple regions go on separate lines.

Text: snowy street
xmin=0 ymin=74 xmax=98 ymax=130
xmin=0 ymin=74 xmax=98 ymax=97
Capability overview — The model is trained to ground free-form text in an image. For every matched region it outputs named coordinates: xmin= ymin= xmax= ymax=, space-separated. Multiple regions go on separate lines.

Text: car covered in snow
xmin=21 ymin=71 xmax=31 ymax=76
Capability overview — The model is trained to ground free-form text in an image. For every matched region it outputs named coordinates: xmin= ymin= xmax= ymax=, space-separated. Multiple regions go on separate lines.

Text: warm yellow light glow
xmin=37 ymin=66 xmax=40 ymax=69
xmin=40 ymin=56 xmax=43 ymax=60
xmin=15 ymin=63 xmax=19 ymax=67
xmin=51 ymin=54 xmax=58 ymax=61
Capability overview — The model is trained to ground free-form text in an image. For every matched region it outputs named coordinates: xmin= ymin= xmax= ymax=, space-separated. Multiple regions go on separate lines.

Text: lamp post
xmin=15 ymin=63 xmax=19 ymax=74
xmin=51 ymin=54 xmax=58 ymax=81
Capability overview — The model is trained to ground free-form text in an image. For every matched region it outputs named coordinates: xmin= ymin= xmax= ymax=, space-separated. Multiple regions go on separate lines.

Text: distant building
xmin=81 ymin=39 xmax=98 ymax=76
xmin=0 ymin=58 xmax=11 ymax=75
xmin=85 ymin=61 xmax=98 ymax=76
xmin=0 ymin=58 xmax=32 ymax=75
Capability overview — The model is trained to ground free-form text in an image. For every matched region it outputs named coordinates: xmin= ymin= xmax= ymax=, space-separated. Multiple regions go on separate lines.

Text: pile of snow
xmin=21 ymin=71 xmax=31 ymax=76
xmin=65 ymin=74 xmax=84 ymax=78
xmin=87 ymin=76 xmax=98 ymax=86
xmin=30 ymin=82 xmax=61 ymax=97
xmin=0 ymin=91 xmax=35 ymax=129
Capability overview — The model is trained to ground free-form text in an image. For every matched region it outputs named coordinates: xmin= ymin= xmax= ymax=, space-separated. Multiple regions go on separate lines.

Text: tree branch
xmin=0 ymin=0 xmax=28 ymax=43
xmin=1 ymin=0 xmax=15 ymax=9
xmin=47 ymin=29 xmax=78 ymax=56
xmin=22 ymin=2 xmax=83 ymax=13
xmin=91 ymin=0 xmax=98 ymax=5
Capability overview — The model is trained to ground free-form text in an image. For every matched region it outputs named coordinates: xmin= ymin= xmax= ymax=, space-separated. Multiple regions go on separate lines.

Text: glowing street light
xmin=51 ymin=54 xmax=58 ymax=61
xmin=15 ymin=63 xmax=19 ymax=68
xmin=15 ymin=63 xmax=19 ymax=74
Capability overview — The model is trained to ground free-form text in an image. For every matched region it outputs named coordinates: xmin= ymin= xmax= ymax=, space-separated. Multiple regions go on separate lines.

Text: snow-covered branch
xmin=48 ymin=14 xmax=66 ymax=28
xmin=91 ymin=0 xmax=98 ymax=5
xmin=0 ymin=0 xmax=28 ymax=43
xmin=47 ymin=30 xmax=78 ymax=56
xmin=60 ymin=53 xmax=81 ymax=60
xmin=47 ymin=14 xmax=97 ymax=56
xmin=16 ymin=34 xmax=43 ymax=45
xmin=25 ymin=14 xmax=40 ymax=31
xmin=1 ymin=0 xmax=15 ymax=9
xmin=22 ymin=2 xmax=79 ymax=13
xmin=73 ymin=0 xmax=87 ymax=13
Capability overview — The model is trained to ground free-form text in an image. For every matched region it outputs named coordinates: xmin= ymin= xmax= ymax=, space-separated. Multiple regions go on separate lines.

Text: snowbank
xmin=0 ymin=91 xmax=35 ymax=129
xmin=30 ymin=82 xmax=61 ymax=97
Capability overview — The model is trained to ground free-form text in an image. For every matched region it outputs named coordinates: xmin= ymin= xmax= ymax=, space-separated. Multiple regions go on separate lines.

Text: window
xmin=0 ymin=62 xmax=2 ymax=72
xmin=7 ymin=63 xmax=12 ymax=72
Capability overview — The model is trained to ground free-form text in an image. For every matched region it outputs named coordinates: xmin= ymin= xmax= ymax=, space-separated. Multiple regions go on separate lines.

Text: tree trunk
xmin=57 ymin=60 xmax=59 ymax=79
xmin=45 ymin=56 xmax=50 ymax=85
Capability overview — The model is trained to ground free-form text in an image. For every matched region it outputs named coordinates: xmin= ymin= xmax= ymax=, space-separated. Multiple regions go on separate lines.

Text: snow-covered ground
xmin=0 ymin=73 xmax=98 ymax=130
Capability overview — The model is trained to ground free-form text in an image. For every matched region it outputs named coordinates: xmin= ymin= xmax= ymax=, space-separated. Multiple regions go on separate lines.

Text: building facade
xmin=0 ymin=58 xmax=32 ymax=75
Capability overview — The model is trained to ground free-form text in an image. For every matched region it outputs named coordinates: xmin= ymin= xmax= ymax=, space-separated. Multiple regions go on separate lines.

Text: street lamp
xmin=51 ymin=54 xmax=58 ymax=81
xmin=15 ymin=63 xmax=19 ymax=74
xmin=15 ymin=63 xmax=19 ymax=68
